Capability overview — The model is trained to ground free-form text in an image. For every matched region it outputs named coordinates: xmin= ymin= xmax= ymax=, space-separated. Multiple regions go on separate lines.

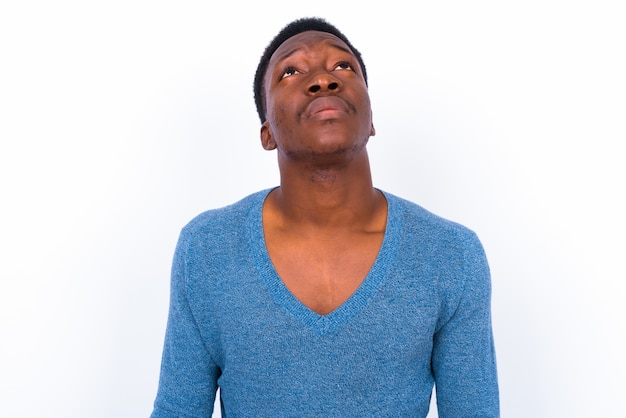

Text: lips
xmin=302 ymin=96 xmax=350 ymax=119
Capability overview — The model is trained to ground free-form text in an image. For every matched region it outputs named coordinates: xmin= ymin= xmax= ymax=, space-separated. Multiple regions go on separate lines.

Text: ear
xmin=369 ymin=110 xmax=376 ymax=137
xmin=260 ymin=121 xmax=277 ymax=150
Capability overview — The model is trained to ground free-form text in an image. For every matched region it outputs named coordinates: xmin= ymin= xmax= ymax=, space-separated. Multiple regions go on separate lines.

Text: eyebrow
xmin=275 ymin=47 xmax=303 ymax=63
xmin=275 ymin=41 xmax=354 ymax=64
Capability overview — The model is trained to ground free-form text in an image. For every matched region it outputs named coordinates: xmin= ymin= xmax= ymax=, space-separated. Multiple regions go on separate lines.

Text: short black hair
xmin=253 ymin=17 xmax=368 ymax=124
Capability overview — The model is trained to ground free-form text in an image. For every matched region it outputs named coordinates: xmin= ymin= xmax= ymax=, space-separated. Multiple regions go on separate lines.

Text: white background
xmin=1 ymin=1 xmax=624 ymax=417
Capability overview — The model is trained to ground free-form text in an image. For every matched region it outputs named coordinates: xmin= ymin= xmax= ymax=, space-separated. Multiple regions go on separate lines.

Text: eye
xmin=281 ymin=66 xmax=300 ymax=79
xmin=334 ymin=61 xmax=354 ymax=71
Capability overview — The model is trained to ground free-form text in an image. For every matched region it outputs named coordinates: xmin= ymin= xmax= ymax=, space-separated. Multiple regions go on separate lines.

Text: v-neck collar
xmin=248 ymin=188 xmax=402 ymax=336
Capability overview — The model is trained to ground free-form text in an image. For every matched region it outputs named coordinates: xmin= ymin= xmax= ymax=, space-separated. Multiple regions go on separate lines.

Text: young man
xmin=151 ymin=17 xmax=499 ymax=417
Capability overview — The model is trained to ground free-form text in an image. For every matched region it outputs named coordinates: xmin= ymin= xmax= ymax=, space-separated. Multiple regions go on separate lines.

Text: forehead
xmin=268 ymin=31 xmax=354 ymax=68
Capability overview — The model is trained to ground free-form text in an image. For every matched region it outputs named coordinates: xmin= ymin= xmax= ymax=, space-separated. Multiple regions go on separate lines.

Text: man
xmin=151 ymin=17 xmax=499 ymax=417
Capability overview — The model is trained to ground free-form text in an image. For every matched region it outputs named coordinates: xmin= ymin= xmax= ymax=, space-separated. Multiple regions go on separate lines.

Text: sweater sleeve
xmin=151 ymin=231 xmax=220 ymax=418
xmin=432 ymin=232 xmax=499 ymax=417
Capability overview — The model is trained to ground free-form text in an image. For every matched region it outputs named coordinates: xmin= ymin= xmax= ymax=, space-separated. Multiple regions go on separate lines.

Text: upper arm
xmin=432 ymin=233 xmax=499 ymax=417
xmin=151 ymin=233 xmax=220 ymax=417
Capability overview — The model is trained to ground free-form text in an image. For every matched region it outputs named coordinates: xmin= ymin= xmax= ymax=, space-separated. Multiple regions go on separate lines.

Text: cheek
xmin=268 ymin=100 xmax=296 ymax=129
xmin=267 ymin=107 xmax=284 ymax=131
xmin=266 ymin=107 xmax=297 ymax=147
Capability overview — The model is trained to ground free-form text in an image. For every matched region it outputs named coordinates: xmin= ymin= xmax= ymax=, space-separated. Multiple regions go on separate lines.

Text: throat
xmin=309 ymin=168 xmax=338 ymax=186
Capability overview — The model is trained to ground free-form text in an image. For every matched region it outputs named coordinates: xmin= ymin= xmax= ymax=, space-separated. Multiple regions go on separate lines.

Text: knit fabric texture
xmin=151 ymin=188 xmax=499 ymax=417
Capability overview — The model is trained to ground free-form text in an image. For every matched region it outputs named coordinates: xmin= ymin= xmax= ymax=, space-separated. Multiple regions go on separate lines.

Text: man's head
xmin=253 ymin=17 xmax=368 ymax=124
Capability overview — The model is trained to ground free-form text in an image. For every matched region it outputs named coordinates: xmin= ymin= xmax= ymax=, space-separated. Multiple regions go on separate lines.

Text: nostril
xmin=309 ymin=85 xmax=321 ymax=93
xmin=328 ymin=82 xmax=338 ymax=90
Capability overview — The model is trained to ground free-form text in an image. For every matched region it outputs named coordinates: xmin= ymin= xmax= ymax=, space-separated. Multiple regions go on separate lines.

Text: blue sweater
xmin=151 ymin=189 xmax=499 ymax=417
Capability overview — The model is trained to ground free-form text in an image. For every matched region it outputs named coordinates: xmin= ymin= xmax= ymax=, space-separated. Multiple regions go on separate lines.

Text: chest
xmin=265 ymin=232 xmax=384 ymax=315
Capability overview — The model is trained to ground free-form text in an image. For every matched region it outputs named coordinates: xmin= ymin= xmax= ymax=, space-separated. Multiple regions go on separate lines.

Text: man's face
xmin=261 ymin=31 xmax=375 ymax=161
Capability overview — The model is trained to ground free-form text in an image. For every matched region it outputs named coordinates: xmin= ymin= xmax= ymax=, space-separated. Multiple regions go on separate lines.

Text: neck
xmin=267 ymin=150 xmax=384 ymax=233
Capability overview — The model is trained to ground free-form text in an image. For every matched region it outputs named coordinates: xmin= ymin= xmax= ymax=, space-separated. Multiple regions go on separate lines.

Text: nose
xmin=308 ymin=72 xmax=340 ymax=93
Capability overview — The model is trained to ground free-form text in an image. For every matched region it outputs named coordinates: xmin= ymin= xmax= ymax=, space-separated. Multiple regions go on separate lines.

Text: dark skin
xmin=260 ymin=31 xmax=387 ymax=315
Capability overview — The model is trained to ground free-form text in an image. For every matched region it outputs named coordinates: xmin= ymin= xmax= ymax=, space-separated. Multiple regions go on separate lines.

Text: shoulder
xmin=381 ymin=191 xmax=488 ymax=295
xmin=381 ymin=191 xmax=491 ymax=323
xmin=178 ymin=188 xmax=271 ymax=245
xmin=382 ymin=191 xmax=482 ymax=251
